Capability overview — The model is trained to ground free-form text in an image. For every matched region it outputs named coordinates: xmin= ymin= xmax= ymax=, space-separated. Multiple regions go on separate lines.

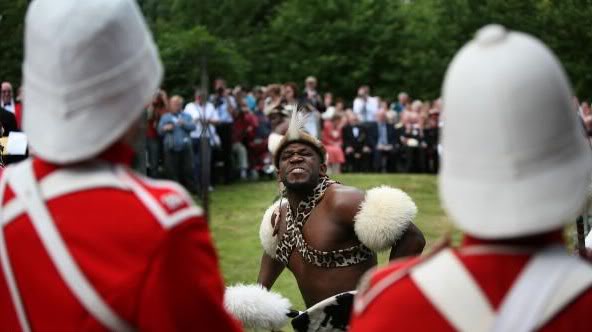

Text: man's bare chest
xmin=277 ymin=200 xmax=353 ymax=253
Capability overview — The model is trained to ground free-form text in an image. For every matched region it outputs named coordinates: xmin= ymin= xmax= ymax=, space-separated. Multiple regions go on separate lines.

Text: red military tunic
xmin=350 ymin=232 xmax=592 ymax=331
xmin=0 ymin=144 xmax=242 ymax=332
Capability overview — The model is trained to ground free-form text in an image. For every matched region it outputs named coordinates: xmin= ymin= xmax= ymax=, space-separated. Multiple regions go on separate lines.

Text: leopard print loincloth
xmin=275 ymin=176 xmax=373 ymax=268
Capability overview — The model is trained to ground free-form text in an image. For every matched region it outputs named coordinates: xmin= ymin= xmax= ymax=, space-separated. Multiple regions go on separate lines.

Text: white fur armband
xmin=259 ymin=200 xmax=281 ymax=258
xmin=354 ymin=186 xmax=418 ymax=252
xmin=224 ymin=284 xmax=292 ymax=330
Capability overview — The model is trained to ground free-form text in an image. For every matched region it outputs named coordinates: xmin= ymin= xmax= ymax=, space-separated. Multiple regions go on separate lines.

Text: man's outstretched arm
xmin=257 ymin=252 xmax=285 ymax=289
xmin=332 ymin=184 xmax=424 ymax=260
xmin=257 ymin=205 xmax=286 ymax=289
xmin=389 ymin=223 xmax=425 ymax=260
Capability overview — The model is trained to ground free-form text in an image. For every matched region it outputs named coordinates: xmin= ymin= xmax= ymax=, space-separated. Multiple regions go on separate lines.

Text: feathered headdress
xmin=264 ymin=101 xmax=292 ymax=117
xmin=273 ymin=104 xmax=326 ymax=166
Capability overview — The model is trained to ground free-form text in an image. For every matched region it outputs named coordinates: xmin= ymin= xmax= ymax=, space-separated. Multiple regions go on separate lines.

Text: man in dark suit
xmin=423 ymin=109 xmax=440 ymax=173
xmin=0 ymin=106 xmax=26 ymax=165
xmin=374 ymin=110 xmax=398 ymax=172
xmin=342 ymin=111 xmax=375 ymax=172
xmin=398 ymin=112 xmax=427 ymax=173
xmin=0 ymin=106 xmax=18 ymax=137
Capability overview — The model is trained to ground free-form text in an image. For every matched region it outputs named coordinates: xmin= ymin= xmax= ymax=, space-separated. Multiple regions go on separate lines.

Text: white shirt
xmin=322 ymin=106 xmax=336 ymax=120
xmin=353 ymin=96 xmax=379 ymax=122
xmin=304 ymin=111 xmax=320 ymax=138
xmin=2 ymin=99 xmax=15 ymax=113
xmin=183 ymin=102 xmax=220 ymax=146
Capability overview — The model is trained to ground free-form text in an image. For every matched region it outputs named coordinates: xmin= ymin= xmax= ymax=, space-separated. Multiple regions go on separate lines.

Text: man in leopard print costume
xmin=255 ymin=106 xmax=426 ymax=331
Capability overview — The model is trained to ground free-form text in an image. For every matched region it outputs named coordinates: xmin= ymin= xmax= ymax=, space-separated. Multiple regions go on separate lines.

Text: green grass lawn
xmin=209 ymin=173 xmax=459 ymax=311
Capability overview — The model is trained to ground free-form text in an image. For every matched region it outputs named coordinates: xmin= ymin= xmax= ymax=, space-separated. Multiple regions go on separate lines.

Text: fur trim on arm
xmin=354 ymin=186 xmax=418 ymax=252
xmin=224 ymin=284 xmax=292 ymax=330
xmin=259 ymin=200 xmax=281 ymax=258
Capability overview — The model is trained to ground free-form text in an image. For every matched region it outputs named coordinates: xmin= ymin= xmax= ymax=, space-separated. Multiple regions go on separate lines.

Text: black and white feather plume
xmin=286 ymin=104 xmax=309 ymax=140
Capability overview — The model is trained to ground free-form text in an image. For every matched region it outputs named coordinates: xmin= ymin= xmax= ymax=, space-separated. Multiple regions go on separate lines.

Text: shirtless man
xmin=256 ymin=109 xmax=425 ymax=330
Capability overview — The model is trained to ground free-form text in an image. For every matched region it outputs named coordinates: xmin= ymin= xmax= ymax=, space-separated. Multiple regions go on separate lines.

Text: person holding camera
xmin=211 ymin=78 xmax=236 ymax=184
xmin=302 ymin=76 xmax=325 ymax=113
xmin=184 ymin=88 xmax=220 ymax=193
xmin=158 ymin=95 xmax=196 ymax=192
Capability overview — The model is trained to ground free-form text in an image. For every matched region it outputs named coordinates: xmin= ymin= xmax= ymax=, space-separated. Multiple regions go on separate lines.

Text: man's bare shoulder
xmin=325 ymin=183 xmax=365 ymax=222
xmin=326 ymin=183 xmax=365 ymax=207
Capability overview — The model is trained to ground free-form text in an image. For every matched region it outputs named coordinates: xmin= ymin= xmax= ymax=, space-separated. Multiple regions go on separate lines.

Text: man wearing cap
xmin=257 ymin=107 xmax=425 ymax=331
xmin=350 ymin=25 xmax=592 ymax=332
xmin=0 ymin=1 xmax=241 ymax=331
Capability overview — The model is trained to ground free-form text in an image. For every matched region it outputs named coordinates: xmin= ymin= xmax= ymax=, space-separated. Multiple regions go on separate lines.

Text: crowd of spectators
xmin=3 ymin=76 xmax=592 ymax=194
xmin=142 ymin=76 xmax=445 ymax=193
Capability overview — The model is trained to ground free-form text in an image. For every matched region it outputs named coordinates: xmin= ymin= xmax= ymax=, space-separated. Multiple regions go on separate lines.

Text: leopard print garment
xmin=275 ymin=176 xmax=373 ymax=268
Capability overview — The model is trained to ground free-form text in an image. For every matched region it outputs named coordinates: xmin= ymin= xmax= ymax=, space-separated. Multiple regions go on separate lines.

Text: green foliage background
xmin=2 ymin=0 xmax=592 ymax=100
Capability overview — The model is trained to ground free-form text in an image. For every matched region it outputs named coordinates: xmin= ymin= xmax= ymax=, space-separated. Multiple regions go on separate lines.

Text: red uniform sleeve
xmin=137 ymin=216 xmax=242 ymax=332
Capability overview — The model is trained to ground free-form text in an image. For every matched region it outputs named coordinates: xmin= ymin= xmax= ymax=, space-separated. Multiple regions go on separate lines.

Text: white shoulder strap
xmin=410 ymin=249 xmax=495 ymax=332
xmin=115 ymin=167 xmax=202 ymax=229
xmin=0 ymin=167 xmax=32 ymax=332
xmin=7 ymin=160 xmax=134 ymax=332
xmin=2 ymin=163 xmax=127 ymax=226
xmin=412 ymin=246 xmax=592 ymax=332
xmin=493 ymin=246 xmax=592 ymax=332
xmin=541 ymin=259 xmax=592 ymax=324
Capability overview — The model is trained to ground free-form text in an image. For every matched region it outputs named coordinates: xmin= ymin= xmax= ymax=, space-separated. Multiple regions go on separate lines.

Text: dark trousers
xmin=146 ymin=137 xmax=161 ymax=178
xmin=192 ymin=138 xmax=214 ymax=194
xmin=400 ymin=146 xmax=427 ymax=173
xmin=216 ymin=123 xmax=233 ymax=184
xmin=374 ymin=149 xmax=398 ymax=173
xmin=164 ymin=145 xmax=196 ymax=193
xmin=426 ymin=147 xmax=439 ymax=173
xmin=345 ymin=150 xmax=372 ymax=173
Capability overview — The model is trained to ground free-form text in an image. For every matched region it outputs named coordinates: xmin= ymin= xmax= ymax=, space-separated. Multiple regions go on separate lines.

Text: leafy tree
xmin=0 ymin=0 xmax=27 ymax=86
xmin=3 ymin=0 xmax=592 ymax=101
xmin=537 ymin=0 xmax=592 ymax=98
xmin=156 ymin=25 xmax=249 ymax=98
xmin=248 ymin=0 xmax=406 ymax=101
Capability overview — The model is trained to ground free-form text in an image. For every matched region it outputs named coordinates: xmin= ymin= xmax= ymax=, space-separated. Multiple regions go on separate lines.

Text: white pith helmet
xmin=23 ymin=0 xmax=163 ymax=164
xmin=440 ymin=24 xmax=592 ymax=239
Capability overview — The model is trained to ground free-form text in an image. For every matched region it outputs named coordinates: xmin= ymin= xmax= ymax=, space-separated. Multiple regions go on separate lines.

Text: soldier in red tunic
xmin=0 ymin=1 xmax=242 ymax=331
xmin=350 ymin=24 xmax=592 ymax=332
